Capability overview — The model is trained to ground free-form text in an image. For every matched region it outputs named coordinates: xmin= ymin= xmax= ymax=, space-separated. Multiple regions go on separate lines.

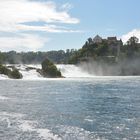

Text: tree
xmin=0 ymin=65 xmax=22 ymax=79
xmin=41 ymin=59 xmax=62 ymax=78
xmin=88 ymin=38 xmax=93 ymax=44
xmin=127 ymin=36 xmax=139 ymax=46
xmin=42 ymin=58 xmax=54 ymax=71
xmin=10 ymin=68 xmax=23 ymax=79
xmin=126 ymin=36 xmax=139 ymax=57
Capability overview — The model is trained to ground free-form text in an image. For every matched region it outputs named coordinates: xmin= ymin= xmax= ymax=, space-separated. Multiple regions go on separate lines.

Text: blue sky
xmin=0 ymin=0 xmax=140 ymax=51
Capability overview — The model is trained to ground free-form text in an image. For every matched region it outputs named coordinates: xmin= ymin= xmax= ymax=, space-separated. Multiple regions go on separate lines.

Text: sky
xmin=0 ymin=0 xmax=140 ymax=52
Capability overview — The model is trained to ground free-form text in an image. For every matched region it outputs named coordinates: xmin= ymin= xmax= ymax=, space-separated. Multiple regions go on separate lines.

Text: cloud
xmin=0 ymin=0 xmax=80 ymax=51
xmin=0 ymin=24 xmax=80 ymax=33
xmin=121 ymin=29 xmax=140 ymax=43
xmin=0 ymin=0 xmax=79 ymax=32
xmin=0 ymin=34 xmax=49 ymax=52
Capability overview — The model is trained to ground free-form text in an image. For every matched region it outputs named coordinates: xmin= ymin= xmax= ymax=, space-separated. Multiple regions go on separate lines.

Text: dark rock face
xmin=37 ymin=59 xmax=63 ymax=78
xmin=25 ymin=67 xmax=36 ymax=71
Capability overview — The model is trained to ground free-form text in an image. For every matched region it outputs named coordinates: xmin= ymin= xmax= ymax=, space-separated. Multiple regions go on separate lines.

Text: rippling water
xmin=0 ymin=77 xmax=140 ymax=140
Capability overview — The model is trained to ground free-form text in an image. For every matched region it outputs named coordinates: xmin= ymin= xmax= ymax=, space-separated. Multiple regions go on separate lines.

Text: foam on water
xmin=84 ymin=118 xmax=94 ymax=122
xmin=18 ymin=120 xmax=36 ymax=131
xmin=18 ymin=120 xmax=62 ymax=140
xmin=0 ymin=96 xmax=9 ymax=100
xmin=0 ymin=111 xmax=100 ymax=140
xmin=0 ymin=112 xmax=25 ymax=131
xmin=0 ymin=111 xmax=24 ymax=119
xmin=0 ymin=74 xmax=8 ymax=80
xmin=57 ymin=125 xmax=104 ymax=140
xmin=37 ymin=129 xmax=62 ymax=140
xmin=0 ymin=111 xmax=62 ymax=140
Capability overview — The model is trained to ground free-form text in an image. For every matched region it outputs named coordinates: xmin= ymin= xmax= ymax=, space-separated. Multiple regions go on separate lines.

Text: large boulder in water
xmin=0 ymin=64 xmax=23 ymax=79
xmin=37 ymin=59 xmax=62 ymax=78
xmin=9 ymin=68 xmax=23 ymax=79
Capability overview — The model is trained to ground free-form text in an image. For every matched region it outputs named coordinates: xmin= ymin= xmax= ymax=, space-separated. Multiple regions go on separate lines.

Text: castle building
xmin=92 ymin=35 xmax=122 ymax=60
xmin=93 ymin=35 xmax=102 ymax=43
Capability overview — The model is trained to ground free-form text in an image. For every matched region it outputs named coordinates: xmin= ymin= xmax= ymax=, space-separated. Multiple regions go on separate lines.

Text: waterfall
xmin=57 ymin=64 xmax=93 ymax=78
xmin=0 ymin=64 xmax=93 ymax=80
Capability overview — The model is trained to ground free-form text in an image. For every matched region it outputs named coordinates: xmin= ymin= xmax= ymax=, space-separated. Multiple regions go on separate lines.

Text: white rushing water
xmin=57 ymin=64 xmax=93 ymax=78
xmin=0 ymin=64 xmax=94 ymax=80
xmin=8 ymin=64 xmax=43 ymax=80
xmin=1 ymin=64 xmax=140 ymax=80
xmin=0 ymin=74 xmax=8 ymax=80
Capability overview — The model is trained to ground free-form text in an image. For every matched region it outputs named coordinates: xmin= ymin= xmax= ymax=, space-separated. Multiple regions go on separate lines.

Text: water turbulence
xmin=0 ymin=64 xmax=94 ymax=80
xmin=0 ymin=72 xmax=140 ymax=139
xmin=57 ymin=64 xmax=93 ymax=78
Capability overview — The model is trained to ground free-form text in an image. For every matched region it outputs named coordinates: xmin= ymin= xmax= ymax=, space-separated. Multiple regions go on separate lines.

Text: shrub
xmin=0 ymin=65 xmax=11 ymax=75
xmin=41 ymin=59 xmax=62 ymax=78
xmin=0 ymin=64 xmax=23 ymax=79
xmin=9 ymin=68 xmax=23 ymax=79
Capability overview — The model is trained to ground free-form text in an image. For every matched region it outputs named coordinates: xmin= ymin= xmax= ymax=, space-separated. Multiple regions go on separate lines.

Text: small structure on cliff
xmin=88 ymin=35 xmax=122 ymax=58
xmin=80 ymin=35 xmax=123 ymax=63
xmin=93 ymin=35 xmax=103 ymax=44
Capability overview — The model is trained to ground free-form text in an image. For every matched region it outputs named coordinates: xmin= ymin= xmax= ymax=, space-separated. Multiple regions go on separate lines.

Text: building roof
xmin=107 ymin=37 xmax=117 ymax=40
xmin=93 ymin=35 xmax=102 ymax=43
xmin=93 ymin=35 xmax=102 ymax=40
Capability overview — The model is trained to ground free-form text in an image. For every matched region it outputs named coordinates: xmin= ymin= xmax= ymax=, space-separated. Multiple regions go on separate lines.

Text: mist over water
xmin=1 ymin=60 xmax=140 ymax=80
xmin=78 ymin=58 xmax=140 ymax=76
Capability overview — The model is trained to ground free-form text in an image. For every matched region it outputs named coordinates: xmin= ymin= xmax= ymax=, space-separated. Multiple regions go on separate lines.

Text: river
xmin=0 ymin=76 xmax=140 ymax=139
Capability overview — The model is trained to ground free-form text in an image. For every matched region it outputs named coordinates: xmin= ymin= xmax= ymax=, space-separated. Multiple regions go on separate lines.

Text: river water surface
xmin=0 ymin=77 xmax=140 ymax=140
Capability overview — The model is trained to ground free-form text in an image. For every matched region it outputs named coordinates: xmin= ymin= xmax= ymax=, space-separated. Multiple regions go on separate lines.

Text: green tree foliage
xmin=0 ymin=49 xmax=77 ymax=64
xmin=0 ymin=65 xmax=22 ymax=79
xmin=10 ymin=68 xmax=23 ymax=79
xmin=96 ymin=42 xmax=108 ymax=56
xmin=0 ymin=36 xmax=139 ymax=66
xmin=41 ymin=59 xmax=62 ymax=78
xmin=126 ymin=36 xmax=139 ymax=57
xmin=69 ymin=36 xmax=140 ymax=64
xmin=0 ymin=65 xmax=10 ymax=75
xmin=127 ymin=36 xmax=139 ymax=46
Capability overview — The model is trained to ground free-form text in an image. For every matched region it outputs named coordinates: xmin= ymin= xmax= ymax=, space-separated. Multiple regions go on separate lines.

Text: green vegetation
xmin=68 ymin=36 xmax=140 ymax=76
xmin=0 ymin=36 xmax=139 ymax=66
xmin=121 ymin=36 xmax=140 ymax=58
xmin=0 ymin=35 xmax=140 ymax=76
xmin=69 ymin=36 xmax=140 ymax=64
xmin=0 ymin=64 xmax=22 ymax=79
xmin=0 ymin=49 xmax=77 ymax=64
xmin=37 ymin=59 xmax=62 ymax=78
xmin=0 ymin=65 xmax=11 ymax=76
xmin=10 ymin=68 xmax=23 ymax=79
